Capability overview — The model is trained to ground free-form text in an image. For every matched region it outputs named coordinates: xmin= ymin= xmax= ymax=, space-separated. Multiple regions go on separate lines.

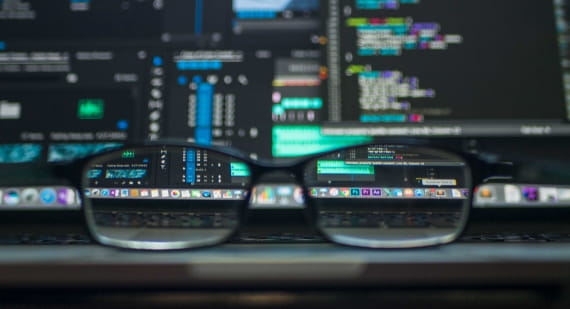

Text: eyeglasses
xmin=77 ymin=142 xmax=473 ymax=250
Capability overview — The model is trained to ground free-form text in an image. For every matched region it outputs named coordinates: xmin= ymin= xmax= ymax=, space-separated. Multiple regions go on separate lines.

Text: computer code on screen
xmin=322 ymin=0 xmax=568 ymax=136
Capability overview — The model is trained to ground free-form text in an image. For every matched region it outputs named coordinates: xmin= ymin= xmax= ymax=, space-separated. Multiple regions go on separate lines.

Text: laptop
xmin=0 ymin=1 xmax=569 ymax=291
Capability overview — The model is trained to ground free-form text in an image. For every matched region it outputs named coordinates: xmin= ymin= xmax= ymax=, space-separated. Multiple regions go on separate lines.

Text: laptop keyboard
xmin=0 ymin=231 xmax=569 ymax=245
xmin=0 ymin=233 xmax=92 ymax=245
xmin=319 ymin=211 xmax=461 ymax=228
xmin=91 ymin=211 xmax=461 ymax=229
xmin=94 ymin=211 xmax=236 ymax=229
xmin=459 ymin=232 xmax=570 ymax=243
xmin=0 ymin=210 xmax=568 ymax=245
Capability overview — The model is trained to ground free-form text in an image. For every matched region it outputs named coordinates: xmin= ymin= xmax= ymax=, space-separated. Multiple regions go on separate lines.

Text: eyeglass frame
xmin=52 ymin=139 xmax=510 ymax=251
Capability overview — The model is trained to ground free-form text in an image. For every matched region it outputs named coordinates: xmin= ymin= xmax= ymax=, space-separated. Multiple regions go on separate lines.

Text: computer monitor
xmin=0 ymin=0 xmax=328 ymax=163
xmin=320 ymin=0 xmax=570 ymax=208
xmin=321 ymin=0 xmax=567 ymax=136
xmin=0 ymin=0 xmax=569 ymax=210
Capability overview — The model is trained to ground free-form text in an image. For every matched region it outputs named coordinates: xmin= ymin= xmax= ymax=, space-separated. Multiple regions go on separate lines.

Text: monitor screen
xmin=0 ymin=0 xmax=569 ymax=210
xmin=321 ymin=0 xmax=569 ymax=137
xmin=0 ymin=0 xmax=333 ymax=163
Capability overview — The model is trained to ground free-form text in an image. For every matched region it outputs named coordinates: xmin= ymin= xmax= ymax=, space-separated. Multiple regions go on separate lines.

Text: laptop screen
xmin=0 ymin=0 xmax=569 ymax=210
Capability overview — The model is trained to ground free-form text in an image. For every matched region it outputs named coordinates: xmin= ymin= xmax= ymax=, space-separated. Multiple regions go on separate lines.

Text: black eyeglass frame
xmin=54 ymin=139 xmax=482 ymax=251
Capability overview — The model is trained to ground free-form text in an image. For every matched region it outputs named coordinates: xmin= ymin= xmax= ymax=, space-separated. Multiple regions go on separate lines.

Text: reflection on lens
xmin=304 ymin=144 xmax=471 ymax=248
xmin=82 ymin=146 xmax=251 ymax=250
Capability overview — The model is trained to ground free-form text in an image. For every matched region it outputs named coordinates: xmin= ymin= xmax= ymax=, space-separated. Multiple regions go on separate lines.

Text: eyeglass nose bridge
xmin=243 ymin=164 xmax=314 ymax=214
xmin=246 ymin=163 xmax=308 ymax=187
